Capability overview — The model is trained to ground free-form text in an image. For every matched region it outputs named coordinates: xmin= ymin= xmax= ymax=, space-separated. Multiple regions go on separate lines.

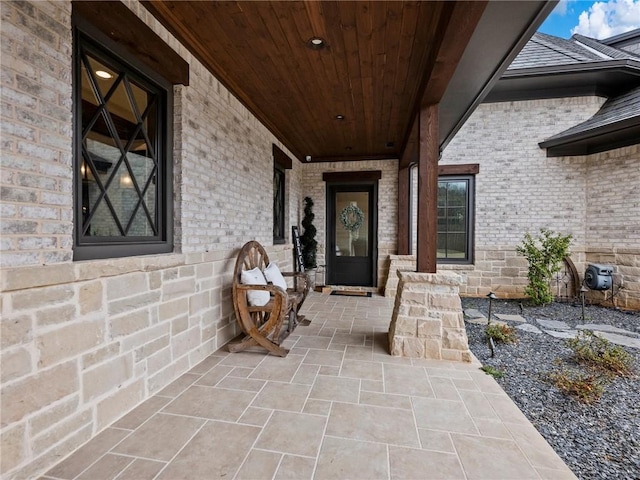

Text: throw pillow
xmin=240 ymin=267 xmax=270 ymax=306
xmin=264 ymin=262 xmax=288 ymax=292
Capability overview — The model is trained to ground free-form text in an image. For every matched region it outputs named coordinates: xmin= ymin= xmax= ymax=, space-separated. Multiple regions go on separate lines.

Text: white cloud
xmin=552 ymin=0 xmax=571 ymax=16
xmin=571 ymin=0 xmax=640 ymax=39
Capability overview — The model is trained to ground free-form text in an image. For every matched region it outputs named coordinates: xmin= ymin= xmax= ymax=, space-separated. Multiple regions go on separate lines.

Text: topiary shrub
xmin=516 ymin=228 xmax=572 ymax=305
xmin=300 ymin=197 xmax=317 ymax=269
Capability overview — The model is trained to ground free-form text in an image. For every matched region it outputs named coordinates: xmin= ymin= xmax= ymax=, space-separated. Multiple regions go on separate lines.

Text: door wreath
xmin=340 ymin=205 xmax=364 ymax=232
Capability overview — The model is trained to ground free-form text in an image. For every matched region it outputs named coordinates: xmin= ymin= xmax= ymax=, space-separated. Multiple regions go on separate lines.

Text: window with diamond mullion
xmin=78 ymin=38 xmax=162 ymax=242
xmin=273 ymin=165 xmax=285 ymax=243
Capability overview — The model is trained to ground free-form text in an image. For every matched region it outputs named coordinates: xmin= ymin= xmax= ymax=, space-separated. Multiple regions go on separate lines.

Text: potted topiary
xmin=300 ymin=196 xmax=318 ymax=287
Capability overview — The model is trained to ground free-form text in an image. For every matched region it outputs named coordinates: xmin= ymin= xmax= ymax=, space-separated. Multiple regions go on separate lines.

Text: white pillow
xmin=264 ymin=262 xmax=288 ymax=292
xmin=240 ymin=267 xmax=270 ymax=306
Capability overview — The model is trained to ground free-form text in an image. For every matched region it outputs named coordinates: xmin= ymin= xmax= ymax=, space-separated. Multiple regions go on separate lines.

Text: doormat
xmin=330 ymin=290 xmax=372 ymax=297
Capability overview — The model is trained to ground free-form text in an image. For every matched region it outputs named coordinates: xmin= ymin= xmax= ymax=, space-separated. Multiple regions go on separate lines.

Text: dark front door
xmin=327 ymin=183 xmax=377 ymax=286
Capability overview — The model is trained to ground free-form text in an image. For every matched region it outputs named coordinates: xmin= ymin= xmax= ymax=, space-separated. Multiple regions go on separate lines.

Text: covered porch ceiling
xmin=142 ymin=1 xmax=556 ymax=163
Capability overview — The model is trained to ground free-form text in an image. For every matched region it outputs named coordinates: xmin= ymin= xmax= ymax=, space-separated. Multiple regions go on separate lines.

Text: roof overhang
xmin=539 ymin=116 xmax=640 ymax=156
xmin=486 ymin=60 xmax=640 ymax=102
xmin=439 ymin=0 xmax=557 ymax=150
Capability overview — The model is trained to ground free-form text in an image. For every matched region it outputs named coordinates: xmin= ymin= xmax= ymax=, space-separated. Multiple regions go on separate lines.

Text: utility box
xmin=584 ymin=264 xmax=613 ymax=290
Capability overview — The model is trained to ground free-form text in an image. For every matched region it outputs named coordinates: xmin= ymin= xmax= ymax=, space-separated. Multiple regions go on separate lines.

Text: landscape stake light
xmin=486 ymin=292 xmax=497 ymax=357
xmin=486 ymin=292 xmax=497 ymax=325
xmin=580 ymin=285 xmax=589 ymax=322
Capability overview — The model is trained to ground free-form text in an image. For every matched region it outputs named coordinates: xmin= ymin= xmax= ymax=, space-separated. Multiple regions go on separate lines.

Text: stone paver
xmin=464 ymin=309 xmax=486 ymax=319
xmin=465 ymin=317 xmax=488 ymax=326
xmin=516 ymin=324 xmax=543 ymax=334
xmin=577 ymin=324 xmax=640 ymax=338
xmin=536 ymin=319 xmax=571 ymax=330
xmin=44 ymin=292 xmax=576 ymax=480
xmin=593 ymin=331 xmax=640 ymax=349
xmin=544 ymin=330 xmax=579 ymax=339
xmin=495 ymin=314 xmax=527 ymax=323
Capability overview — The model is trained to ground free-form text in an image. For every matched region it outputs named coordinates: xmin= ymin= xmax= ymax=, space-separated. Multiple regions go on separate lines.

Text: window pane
xmin=335 ymin=192 xmax=368 ymax=257
xmin=437 ymin=178 xmax=471 ymax=261
xmin=76 ymin=34 xmax=166 ymax=255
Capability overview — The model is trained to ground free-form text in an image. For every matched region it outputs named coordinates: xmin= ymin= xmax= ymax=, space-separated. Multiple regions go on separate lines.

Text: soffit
xmin=142 ymin=1 xmax=554 ymax=162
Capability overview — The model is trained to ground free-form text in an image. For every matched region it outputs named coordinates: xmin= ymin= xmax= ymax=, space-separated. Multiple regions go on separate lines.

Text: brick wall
xmin=0 ymin=1 xmax=305 ymax=477
xmin=0 ymin=0 xmax=74 ymax=267
xmin=301 ymin=159 xmax=399 ymax=290
xmin=435 ymin=98 xmax=640 ymax=308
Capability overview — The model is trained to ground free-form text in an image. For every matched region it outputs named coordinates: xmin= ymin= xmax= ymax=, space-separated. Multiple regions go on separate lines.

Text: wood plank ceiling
xmin=143 ymin=1 xmax=486 ymax=162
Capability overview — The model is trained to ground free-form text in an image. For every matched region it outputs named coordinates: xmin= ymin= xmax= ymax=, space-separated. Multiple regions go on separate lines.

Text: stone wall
xmin=388 ymin=270 xmax=471 ymax=362
xmin=0 ymin=1 xmax=304 ymax=477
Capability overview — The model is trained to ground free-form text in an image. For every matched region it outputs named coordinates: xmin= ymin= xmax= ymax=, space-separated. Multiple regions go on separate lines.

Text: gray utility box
xmin=584 ymin=264 xmax=613 ymax=290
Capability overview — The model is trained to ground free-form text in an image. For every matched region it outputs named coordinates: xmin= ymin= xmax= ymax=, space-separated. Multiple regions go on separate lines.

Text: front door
xmin=327 ymin=183 xmax=377 ymax=286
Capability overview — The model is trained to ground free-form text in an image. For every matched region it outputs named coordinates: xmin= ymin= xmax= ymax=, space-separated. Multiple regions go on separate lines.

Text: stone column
xmin=388 ymin=270 xmax=472 ymax=362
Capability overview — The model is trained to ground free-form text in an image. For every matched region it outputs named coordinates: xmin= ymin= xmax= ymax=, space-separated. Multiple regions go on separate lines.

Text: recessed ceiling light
xmin=345 ymin=146 xmax=352 ymax=151
xmin=95 ymin=70 xmax=113 ymax=79
xmin=335 ymin=114 xmax=344 ymax=120
xmin=306 ymin=37 xmax=326 ymax=50
xmin=386 ymin=141 xmax=395 ymax=148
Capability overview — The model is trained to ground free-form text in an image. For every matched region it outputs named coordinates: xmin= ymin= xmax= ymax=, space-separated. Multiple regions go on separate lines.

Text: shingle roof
xmin=508 ymin=32 xmax=640 ymax=71
xmin=540 ymin=86 xmax=640 ymax=156
xmin=543 ymin=85 xmax=640 ymax=141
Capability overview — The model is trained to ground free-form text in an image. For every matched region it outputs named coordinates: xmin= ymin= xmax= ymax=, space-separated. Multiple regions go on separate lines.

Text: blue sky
xmin=538 ymin=0 xmax=640 ymax=39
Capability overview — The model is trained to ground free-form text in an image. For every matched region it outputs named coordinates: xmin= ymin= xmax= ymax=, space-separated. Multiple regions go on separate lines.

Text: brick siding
xmin=0 ymin=1 xmax=303 ymax=477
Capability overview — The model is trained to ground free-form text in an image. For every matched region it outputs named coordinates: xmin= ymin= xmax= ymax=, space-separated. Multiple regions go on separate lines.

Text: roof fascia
xmin=539 ymin=116 xmax=640 ymax=150
xmin=438 ymin=1 xmax=558 ymax=151
xmin=502 ymin=59 xmax=640 ymax=78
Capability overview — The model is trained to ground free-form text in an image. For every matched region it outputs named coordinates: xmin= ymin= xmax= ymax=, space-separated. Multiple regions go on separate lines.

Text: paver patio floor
xmin=43 ymin=293 xmax=576 ymax=480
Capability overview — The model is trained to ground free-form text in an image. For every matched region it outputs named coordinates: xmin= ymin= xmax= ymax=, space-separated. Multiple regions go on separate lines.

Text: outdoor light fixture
xmin=580 ymin=284 xmax=589 ymax=322
xmin=486 ymin=291 xmax=497 ymax=357
xmin=306 ymin=37 xmax=326 ymax=50
xmin=95 ymin=70 xmax=113 ymax=79
xmin=305 ymin=155 xmax=312 ymax=162
xmin=486 ymin=291 xmax=497 ymax=324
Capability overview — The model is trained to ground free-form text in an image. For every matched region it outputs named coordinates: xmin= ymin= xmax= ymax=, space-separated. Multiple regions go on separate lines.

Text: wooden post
xmin=416 ymin=104 xmax=439 ymax=273
xmin=397 ymin=165 xmax=411 ymax=255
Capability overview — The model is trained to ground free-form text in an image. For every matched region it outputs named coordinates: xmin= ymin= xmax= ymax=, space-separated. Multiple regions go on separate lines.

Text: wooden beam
xmin=73 ymin=1 xmax=189 ymax=86
xmin=322 ymin=171 xmax=382 ymax=183
xmin=422 ymin=1 xmax=488 ymax=105
xmin=439 ymin=163 xmax=479 ymax=175
xmin=397 ymin=165 xmax=411 ymax=255
xmin=416 ymin=104 xmax=439 ymax=273
xmin=399 ymin=115 xmax=419 ymax=169
xmin=272 ymin=145 xmax=293 ymax=169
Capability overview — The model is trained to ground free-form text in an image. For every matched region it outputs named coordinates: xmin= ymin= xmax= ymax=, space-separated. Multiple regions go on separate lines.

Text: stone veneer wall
xmin=388 ymin=270 xmax=472 ymax=362
xmin=300 ymin=160 xmax=398 ymax=290
xmin=425 ymin=98 xmax=640 ymax=310
xmin=0 ymin=1 xmax=304 ymax=477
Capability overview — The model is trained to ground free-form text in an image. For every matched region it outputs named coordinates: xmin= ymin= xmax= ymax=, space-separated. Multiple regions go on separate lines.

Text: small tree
xmin=300 ymin=197 xmax=317 ymax=268
xmin=516 ymin=228 xmax=572 ymax=305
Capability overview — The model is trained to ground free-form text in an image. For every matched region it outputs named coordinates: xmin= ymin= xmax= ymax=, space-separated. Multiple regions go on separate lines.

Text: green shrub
xmin=516 ymin=228 xmax=572 ymax=305
xmin=567 ymin=330 xmax=634 ymax=377
xmin=486 ymin=323 xmax=517 ymax=344
xmin=549 ymin=368 xmax=606 ymax=404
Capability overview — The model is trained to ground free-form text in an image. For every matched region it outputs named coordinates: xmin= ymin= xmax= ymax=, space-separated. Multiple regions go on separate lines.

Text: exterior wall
xmin=437 ymin=98 xmax=640 ymax=309
xmin=300 ymin=159 xmax=398 ymax=291
xmin=584 ymin=145 xmax=640 ymax=309
xmin=0 ymin=1 xmax=304 ymax=478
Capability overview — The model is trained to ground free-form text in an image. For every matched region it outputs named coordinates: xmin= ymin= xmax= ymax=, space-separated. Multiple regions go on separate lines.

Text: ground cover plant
xmin=463 ymin=297 xmax=640 ymax=479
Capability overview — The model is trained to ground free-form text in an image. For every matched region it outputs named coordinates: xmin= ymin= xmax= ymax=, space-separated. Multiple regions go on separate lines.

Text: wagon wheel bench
xmin=229 ymin=240 xmax=310 ymax=357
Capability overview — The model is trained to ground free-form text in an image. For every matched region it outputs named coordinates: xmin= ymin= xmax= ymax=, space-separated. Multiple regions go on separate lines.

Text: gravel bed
xmin=461 ymin=297 xmax=640 ymax=479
